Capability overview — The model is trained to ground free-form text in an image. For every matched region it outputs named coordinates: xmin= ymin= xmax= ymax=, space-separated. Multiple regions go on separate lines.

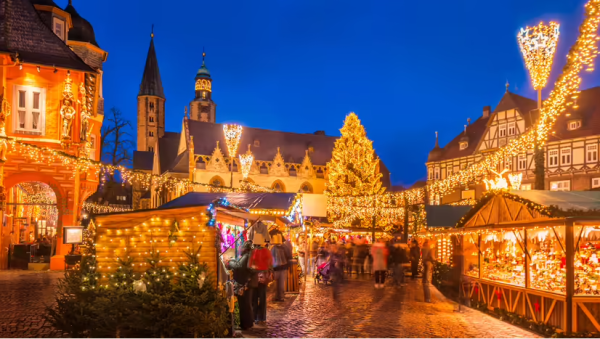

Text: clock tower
xmin=189 ymin=52 xmax=217 ymax=123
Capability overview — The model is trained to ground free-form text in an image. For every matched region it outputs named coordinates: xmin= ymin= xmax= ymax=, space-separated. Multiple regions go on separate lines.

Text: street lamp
xmin=222 ymin=124 xmax=243 ymax=188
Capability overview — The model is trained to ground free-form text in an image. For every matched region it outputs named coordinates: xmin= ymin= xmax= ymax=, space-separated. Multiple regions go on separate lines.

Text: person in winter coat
xmin=410 ymin=239 xmax=421 ymax=280
xmin=389 ymin=241 xmax=409 ymax=286
xmin=271 ymin=231 xmax=293 ymax=302
xmin=228 ymin=242 xmax=254 ymax=330
xmin=353 ymin=237 xmax=368 ymax=276
xmin=421 ymin=239 xmax=436 ymax=303
xmin=251 ymin=237 xmax=273 ymax=327
xmin=370 ymin=239 xmax=389 ymax=288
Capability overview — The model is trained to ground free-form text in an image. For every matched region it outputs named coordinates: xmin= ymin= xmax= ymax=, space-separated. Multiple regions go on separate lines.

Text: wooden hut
xmin=458 ymin=190 xmax=600 ymax=334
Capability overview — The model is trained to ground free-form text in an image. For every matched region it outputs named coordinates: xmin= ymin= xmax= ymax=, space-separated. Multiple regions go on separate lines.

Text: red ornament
xmin=496 ymin=291 xmax=502 ymax=301
xmin=534 ymin=302 xmax=541 ymax=312
xmin=474 ymin=286 xmax=479 ymax=294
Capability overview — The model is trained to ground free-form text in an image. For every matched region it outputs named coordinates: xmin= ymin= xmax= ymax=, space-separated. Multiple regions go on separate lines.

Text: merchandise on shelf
xmin=527 ymin=228 xmax=566 ymax=294
xmin=574 ymin=226 xmax=600 ymax=296
xmin=480 ymin=231 xmax=525 ymax=287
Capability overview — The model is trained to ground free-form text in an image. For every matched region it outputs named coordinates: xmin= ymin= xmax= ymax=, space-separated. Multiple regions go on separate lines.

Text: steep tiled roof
xmin=155 ymin=120 xmax=392 ymax=188
xmin=552 ymin=86 xmax=600 ymax=140
xmin=64 ymin=2 xmax=99 ymax=47
xmin=158 ymin=132 xmax=180 ymax=173
xmin=133 ymin=150 xmax=153 ymax=171
xmin=0 ymin=0 xmax=94 ymax=72
xmin=138 ymin=36 xmax=165 ymax=98
xmin=432 ymin=90 xmax=537 ymax=162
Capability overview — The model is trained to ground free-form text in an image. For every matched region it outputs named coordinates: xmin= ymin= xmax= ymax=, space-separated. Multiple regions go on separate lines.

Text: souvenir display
xmin=527 ymin=228 xmax=566 ymax=294
xmin=479 ymin=231 xmax=525 ymax=287
xmin=574 ymin=226 xmax=600 ymax=295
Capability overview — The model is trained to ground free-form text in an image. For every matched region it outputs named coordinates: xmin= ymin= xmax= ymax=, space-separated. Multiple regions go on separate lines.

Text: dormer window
xmin=308 ymin=146 xmax=314 ymax=153
xmin=52 ymin=17 xmax=65 ymax=41
xmin=254 ymin=139 xmax=260 ymax=147
xmin=459 ymin=141 xmax=468 ymax=150
xmin=568 ymin=120 xmax=582 ymax=130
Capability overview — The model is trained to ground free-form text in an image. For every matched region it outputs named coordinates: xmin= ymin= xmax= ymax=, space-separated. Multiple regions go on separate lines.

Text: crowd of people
xmin=227 ymin=226 xmax=438 ymax=332
xmin=298 ymin=235 xmax=437 ymax=302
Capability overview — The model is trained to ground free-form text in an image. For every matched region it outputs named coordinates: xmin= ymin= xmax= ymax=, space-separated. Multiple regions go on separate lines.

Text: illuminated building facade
xmin=0 ymin=0 xmax=106 ymax=269
xmin=426 ymin=85 xmax=600 ymax=204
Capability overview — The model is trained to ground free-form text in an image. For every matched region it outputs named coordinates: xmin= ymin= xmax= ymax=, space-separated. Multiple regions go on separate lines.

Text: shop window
xmin=436 ymin=237 xmax=453 ymax=265
xmin=520 ymin=184 xmax=532 ymax=191
xmin=479 ymin=230 xmax=525 ymax=287
xmin=587 ymin=144 xmax=598 ymax=163
xmin=13 ymin=85 xmax=45 ymax=135
xmin=574 ymin=225 xmax=600 ymax=295
xmin=561 ymin=148 xmax=571 ymax=166
xmin=548 ymin=150 xmax=559 ymax=167
xmin=464 ymin=234 xmax=480 ymax=278
xmin=550 ymin=180 xmax=570 ymax=191
xmin=527 ymin=227 xmax=566 ymax=294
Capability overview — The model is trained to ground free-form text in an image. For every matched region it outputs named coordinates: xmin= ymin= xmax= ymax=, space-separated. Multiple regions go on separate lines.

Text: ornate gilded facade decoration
xmin=0 ymin=88 xmax=11 ymax=161
xmin=299 ymin=150 xmax=314 ymax=178
xmin=269 ymin=147 xmax=288 ymax=177
xmin=60 ymin=72 xmax=76 ymax=147
xmin=206 ymin=141 xmax=228 ymax=172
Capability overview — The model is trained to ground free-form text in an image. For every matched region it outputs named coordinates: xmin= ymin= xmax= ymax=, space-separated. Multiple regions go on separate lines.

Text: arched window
xmin=210 ymin=176 xmax=224 ymax=187
xmin=300 ymin=182 xmax=313 ymax=193
xmin=271 ymin=180 xmax=285 ymax=192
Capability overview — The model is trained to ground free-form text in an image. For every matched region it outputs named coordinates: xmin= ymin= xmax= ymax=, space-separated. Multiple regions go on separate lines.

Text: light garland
xmin=518 ymin=21 xmax=561 ymax=90
xmin=238 ymin=145 xmax=253 ymax=180
xmin=82 ymin=202 xmax=132 ymax=214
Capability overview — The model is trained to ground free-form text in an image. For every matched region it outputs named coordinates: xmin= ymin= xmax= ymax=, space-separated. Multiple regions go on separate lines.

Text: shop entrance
xmin=2 ymin=181 xmax=59 ymax=269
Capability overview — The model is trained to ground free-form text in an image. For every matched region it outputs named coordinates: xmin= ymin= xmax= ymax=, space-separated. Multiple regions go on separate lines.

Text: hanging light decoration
xmin=222 ymin=124 xmax=243 ymax=159
xmin=238 ymin=144 xmax=254 ymax=180
xmin=518 ymin=22 xmax=560 ymax=90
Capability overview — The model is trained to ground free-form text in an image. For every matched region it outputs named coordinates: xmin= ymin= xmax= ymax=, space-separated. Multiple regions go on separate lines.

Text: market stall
xmin=417 ymin=205 xmax=471 ymax=265
xmin=457 ymin=190 xmax=600 ymax=334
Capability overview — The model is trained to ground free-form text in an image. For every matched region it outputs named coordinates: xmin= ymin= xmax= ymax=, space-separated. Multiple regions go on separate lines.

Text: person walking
xmin=227 ymin=242 xmax=254 ymax=330
xmin=410 ymin=239 xmax=420 ymax=280
xmin=353 ymin=237 xmax=367 ymax=276
xmin=389 ymin=240 xmax=408 ymax=286
xmin=270 ymin=230 xmax=292 ymax=302
xmin=297 ymin=236 xmax=307 ymax=278
xmin=249 ymin=237 xmax=273 ymax=327
xmin=309 ymin=237 xmax=320 ymax=276
xmin=421 ymin=239 xmax=436 ymax=303
xmin=371 ymin=239 xmax=389 ymax=288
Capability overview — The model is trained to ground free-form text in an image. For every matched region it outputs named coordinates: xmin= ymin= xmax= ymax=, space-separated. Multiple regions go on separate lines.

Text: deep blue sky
xmin=58 ymin=0 xmax=599 ymax=187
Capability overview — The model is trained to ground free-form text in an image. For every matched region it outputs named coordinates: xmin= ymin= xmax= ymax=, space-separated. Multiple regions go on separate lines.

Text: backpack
xmin=257 ymin=271 xmax=273 ymax=284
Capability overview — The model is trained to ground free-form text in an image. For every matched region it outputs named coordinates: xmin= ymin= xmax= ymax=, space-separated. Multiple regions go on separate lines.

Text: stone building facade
xmin=132 ymin=37 xmax=391 ymax=209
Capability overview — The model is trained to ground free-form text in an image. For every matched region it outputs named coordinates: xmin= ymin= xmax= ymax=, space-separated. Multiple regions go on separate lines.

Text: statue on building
xmin=0 ymin=87 xmax=10 ymax=137
xmin=60 ymin=73 xmax=76 ymax=146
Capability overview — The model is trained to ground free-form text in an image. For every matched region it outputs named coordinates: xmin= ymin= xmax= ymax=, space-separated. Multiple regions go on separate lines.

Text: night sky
xmin=57 ymin=0 xmax=599 ymax=187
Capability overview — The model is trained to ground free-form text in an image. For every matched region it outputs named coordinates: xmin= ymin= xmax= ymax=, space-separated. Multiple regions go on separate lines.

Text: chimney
xmin=314 ymin=130 xmax=326 ymax=136
xmin=482 ymin=106 xmax=491 ymax=118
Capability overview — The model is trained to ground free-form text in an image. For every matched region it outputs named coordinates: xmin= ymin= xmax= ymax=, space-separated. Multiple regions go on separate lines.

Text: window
xmin=13 ymin=85 xmax=45 ymax=135
xmin=428 ymin=167 xmax=433 ymax=180
xmin=434 ymin=167 xmax=440 ymax=180
xmin=548 ymin=149 xmax=559 ymax=167
xmin=592 ymin=178 xmax=600 ymax=189
xmin=460 ymin=163 xmax=467 ymax=170
xmin=52 ymin=17 xmax=65 ymax=40
xmin=202 ymin=91 xmax=207 ymax=99
xmin=149 ymin=116 xmax=154 ymax=123
xmin=149 ymin=131 xmax=154 ymax=137
xmin=300 ymin=183 xmax=312 ymax=193
xmin=518 ymin=155 xmax=527 ymax=170
xmin=499 ymin=124 xmax=507 ymax=137
xmin=271 ymin=181 xmax=285 ymax=192
xmin=148 ymin=146 xmax=154 ymax=152
xmin=459 ymin=142 xmax=468 ymax=150
xmin=254 ymin=139 xmax=260 ymax=147
xmin=587 ymin=144 xmax=598 ymax=163
xmin=461 ymin=190 xmax=475 ymax=200
xmin=504 ymin=157 xmax=512 ymax=170
xmin=89 ymin=135 xmax=96 ymax=160
xmin=561 ymin=148 xmax=571 ymax=166
xmin=550 ymin=180 xmax=570 ymax=191
xmin=520 ymin=184 xmax=532 ymax=191
xmin=508 ymin=122 xmax=516 ymax=136
xmin=149 ymin=102 xmax=155 ymax=113
xmin=499 ymin=138 xmax=507 ymax=147
xmin=568 ymin=120 xmax=582 ymax=130
xmin=446 ymin=165 xmax=452 ymax=177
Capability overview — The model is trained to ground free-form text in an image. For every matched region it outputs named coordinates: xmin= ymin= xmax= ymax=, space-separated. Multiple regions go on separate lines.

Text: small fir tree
xmin=327 ymin=112 xmax=385 ymax=197
xmin=143 ymin=250 xmax=173 ymax=294
xmin=109 ymin=257 xmax=135 ymax=291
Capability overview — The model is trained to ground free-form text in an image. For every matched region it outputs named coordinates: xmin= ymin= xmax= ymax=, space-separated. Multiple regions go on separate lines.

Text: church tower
xmin=137 ymin=30 xmax=165 ymax=152
xmin=189 ymin=52 xmax=217 ymax=122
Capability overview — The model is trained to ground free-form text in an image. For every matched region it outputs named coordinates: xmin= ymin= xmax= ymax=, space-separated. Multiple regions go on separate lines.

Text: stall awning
xmin=425 ymin=205 xmax=472 ymax=227
xmin=511 ymin=190 xmax=600 ymax=211
xmin=159 ymin=192 xmax=298 ymax=211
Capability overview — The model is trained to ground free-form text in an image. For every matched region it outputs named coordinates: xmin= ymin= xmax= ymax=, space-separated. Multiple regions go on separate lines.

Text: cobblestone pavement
xmin=0 ymin=270 xmax=64 ymax=338
xmin=245 ymin=275 xmax=541 ymax=338
xmin=0 ymin=271 xmax=539 ymax=338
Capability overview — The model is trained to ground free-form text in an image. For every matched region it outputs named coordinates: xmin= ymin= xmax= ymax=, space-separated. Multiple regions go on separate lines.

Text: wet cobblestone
xmin=0 ymin=271 xmax=539 ymax=338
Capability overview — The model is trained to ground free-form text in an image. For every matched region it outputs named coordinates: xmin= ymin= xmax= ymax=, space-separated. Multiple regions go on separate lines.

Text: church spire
xmin=139 ymin=27 xmax=165 ymax=98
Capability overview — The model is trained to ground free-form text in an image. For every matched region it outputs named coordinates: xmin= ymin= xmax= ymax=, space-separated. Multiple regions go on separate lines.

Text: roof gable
xmin=0 ymin=0 xmax=94 ymax=72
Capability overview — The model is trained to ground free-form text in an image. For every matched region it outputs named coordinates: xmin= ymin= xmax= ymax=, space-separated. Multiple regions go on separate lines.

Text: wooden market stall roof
xmin=159 ymin=192 xmax=298 ymax=211
xmin=458 ymin=190 xmax=600 ymax=228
